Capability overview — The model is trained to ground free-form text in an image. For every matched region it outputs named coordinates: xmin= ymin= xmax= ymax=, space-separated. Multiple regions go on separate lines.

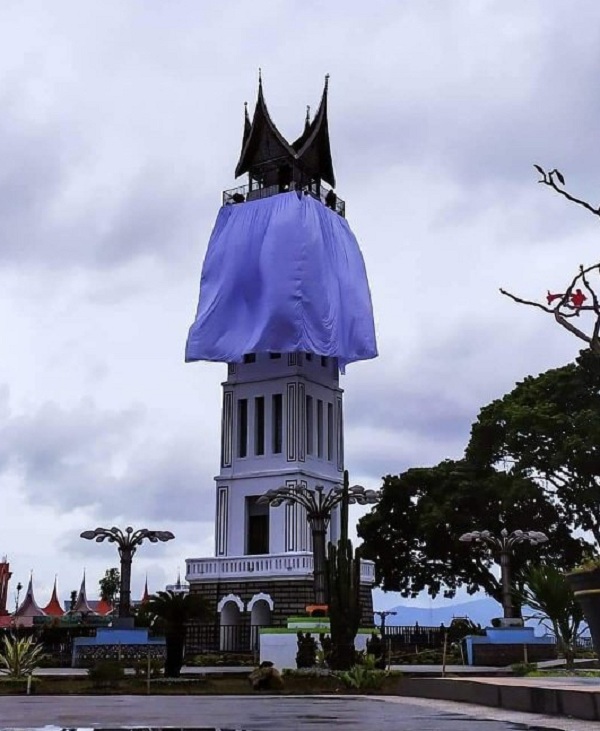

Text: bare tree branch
xmin=502 ymin=170 xmax=600 ymax=356
xmin=536 ymin=166 xmax=600 ymax=217
xmin=498 ymin=289 xmax=553 ymax=313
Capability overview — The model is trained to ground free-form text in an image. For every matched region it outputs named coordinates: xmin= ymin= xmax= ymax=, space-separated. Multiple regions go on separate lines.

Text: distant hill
xmin=381 ymin=597 xmax=588 ymax=637
xmin=384 ymin=598 xmax=502 ymax=628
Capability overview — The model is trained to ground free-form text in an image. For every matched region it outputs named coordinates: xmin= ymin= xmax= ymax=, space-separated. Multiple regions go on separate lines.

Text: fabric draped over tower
xmin=185 ymin=192 xmax=378 ymax=369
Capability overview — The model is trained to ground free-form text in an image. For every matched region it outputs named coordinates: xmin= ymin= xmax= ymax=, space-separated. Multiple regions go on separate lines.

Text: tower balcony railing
xmin=222 ymin=181 xmax=346 ymax=218
xmin=186 ymin=551 xmax=375 ymax=584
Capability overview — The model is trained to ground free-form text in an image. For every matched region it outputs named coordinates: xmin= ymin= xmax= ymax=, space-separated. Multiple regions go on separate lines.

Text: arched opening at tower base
xmin=219 ymin=598 xmax=242 ymax=652
xmin=249 ymin=596 xmax=272 ymax=650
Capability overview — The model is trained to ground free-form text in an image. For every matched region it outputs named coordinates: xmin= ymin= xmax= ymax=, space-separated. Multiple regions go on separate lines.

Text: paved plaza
xmin=0 ymin=695 xmax=593 ymax=731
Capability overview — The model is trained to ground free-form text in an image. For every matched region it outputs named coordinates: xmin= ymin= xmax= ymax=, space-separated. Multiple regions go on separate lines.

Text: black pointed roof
xmin=292 ymin=76 xmax=335 ymax=187
xmin=235 ymin=77 xmax=296 ymax=179
xmin=235 ymin=76 xmax=335 ymax=188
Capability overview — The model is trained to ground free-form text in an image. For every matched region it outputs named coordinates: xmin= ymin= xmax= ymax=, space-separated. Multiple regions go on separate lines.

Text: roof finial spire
xmin=258 ymin=67 xmax=262 ymax=85
xmin=243 ymin=101 xmax=252 ymax=145
xmin=324 ymin=73 xmax=330 ymax=91
xmin=141 ymin=574 xmax=149 ymax=604
xmin=303 ymin=105 xmax=311 ymax=134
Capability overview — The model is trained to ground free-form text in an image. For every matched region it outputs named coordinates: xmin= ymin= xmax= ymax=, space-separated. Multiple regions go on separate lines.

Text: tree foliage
xmin=99 ymin=568 xmax=120 ymax=605
xmin=518 ymin=563 xmax=585 ymax=669
xmin=145 ymin=590 xmax=211 ymax=677
xmin=467 ymin=350 xmax=600 ymax=546
xmin=358 ymin=459 xmax=589 ymax=606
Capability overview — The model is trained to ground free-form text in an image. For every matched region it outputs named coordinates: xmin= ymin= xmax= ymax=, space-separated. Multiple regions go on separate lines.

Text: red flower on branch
xmin=546 ymin=289 xmax=587 ymax=308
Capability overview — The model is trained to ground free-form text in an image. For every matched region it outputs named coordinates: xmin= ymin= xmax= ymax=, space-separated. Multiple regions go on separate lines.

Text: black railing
xmin=379 ymin=624 xmax=593 ymax=652
xmin=381 ymin=625 xmax=446 ymax=650
xmin=222 ymin=181 xmax=346 ymax=218
xmin=186 ymin=624 xmax=266 ymax=655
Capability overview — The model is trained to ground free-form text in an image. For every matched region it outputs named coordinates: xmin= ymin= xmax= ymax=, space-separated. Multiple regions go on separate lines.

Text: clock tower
xmin=185 ymin=76 xmax=378 ymax=653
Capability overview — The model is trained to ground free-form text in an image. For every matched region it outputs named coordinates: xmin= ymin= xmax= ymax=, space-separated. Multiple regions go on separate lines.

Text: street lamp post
xmin=374 ymin=609 xmax=397 ymax=636
xmin=14 ymin=582 xmax=22 ymax=614
xmin=459 ymin=528 xmax=548 ymax=619
xmin=259 ymin=471 xmax=379 ymax=605
xmin=12 ymin=582 xmax=22 ymax=628
xmin=80 ymin=526 xmax=174 ymax=623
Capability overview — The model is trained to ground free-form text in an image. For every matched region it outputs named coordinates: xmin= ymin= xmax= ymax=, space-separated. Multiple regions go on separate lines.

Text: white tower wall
xmin=215 ymin=351 xmax=343 ymax=558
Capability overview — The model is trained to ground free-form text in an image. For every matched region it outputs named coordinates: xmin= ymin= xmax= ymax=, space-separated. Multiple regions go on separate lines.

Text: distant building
xmin=0 ymin=558 xmax=12 ymax=616
xmin=165 ymin=571 xmax=189 ymax=596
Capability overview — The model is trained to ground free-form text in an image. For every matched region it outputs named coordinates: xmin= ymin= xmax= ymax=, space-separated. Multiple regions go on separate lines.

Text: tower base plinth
xmin=186 ymin=573 xmax=374 ymax=656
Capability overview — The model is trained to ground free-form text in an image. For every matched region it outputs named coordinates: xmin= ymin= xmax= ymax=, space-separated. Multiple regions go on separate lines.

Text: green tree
xmin=99 ymin=568 xmax=120 ymax=606
xmin=358 ymin=460 xmax=588 ymax=610
xmin=519 ymin=563 xmax=585 ymax=669
xmin=467 ymin=351 xmax=600 ymax=547
xmin=146 ymin=590 xmax=211 ymax=677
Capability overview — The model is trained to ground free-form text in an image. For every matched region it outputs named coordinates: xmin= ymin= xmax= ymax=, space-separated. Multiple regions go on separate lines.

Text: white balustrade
xmin=186 ymin=553 xmax=376 ymax=584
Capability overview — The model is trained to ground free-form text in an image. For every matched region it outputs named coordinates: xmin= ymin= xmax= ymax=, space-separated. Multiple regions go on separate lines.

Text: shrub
xmin=187 ymin=653 xmax=254 ymax=667
xmin=335 ymin=653 xmax=386 ymax=691
xmin=318 ymin=634 xmax=333 ymax=667
xmin=366 ymin=633 xmax=385 ymax=669
xmin=296 ymin=632 xmax=317 ymax=668
xmin=87 ymin=660 xmax=125 ymax=689
xmin=132 ymin=658 xmax=163 ymax=678
xmin=511 ymin=661 xmax=537 ymax=677
xmin=570 ymin=557 xmax=600 ymax=574
xmin=448 ymin=618 xmax=485 ymax=642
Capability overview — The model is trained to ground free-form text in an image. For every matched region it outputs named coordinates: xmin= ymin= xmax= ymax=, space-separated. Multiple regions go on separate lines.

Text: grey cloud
xmin=344 ymin=320 xmax=579 ymax=481
xmin=0 ymin=395 xmax=214 ymax=523
xmin=0 ymin=97 xmax=213 ymax=273
xmin=347 ymin=385 xmax=472 ymax=442
xmin=7 ymin=1 xmax=600 ymax=278
xmin=334 ymin=6 xmax=600 ymax=199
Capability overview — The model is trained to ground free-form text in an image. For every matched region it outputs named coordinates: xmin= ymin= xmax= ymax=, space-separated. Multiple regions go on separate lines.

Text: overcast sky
xmin=2 ymin=0 xmax=600 ymax=612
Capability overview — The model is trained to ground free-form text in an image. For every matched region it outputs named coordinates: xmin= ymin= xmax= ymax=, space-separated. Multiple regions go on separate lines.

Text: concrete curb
xmin=394 ymin=678 xmax=600 ymax=721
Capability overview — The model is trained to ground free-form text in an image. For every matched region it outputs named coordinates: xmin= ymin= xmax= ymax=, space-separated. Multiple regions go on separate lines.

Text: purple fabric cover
xmin=185 ymin=191 xmax=377 ymax=369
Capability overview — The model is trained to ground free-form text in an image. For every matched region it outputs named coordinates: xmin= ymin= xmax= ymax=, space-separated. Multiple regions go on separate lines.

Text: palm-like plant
xmin=519 ymin=564 xmax=586 ymax=669
xmin=146 ymin=590 xmax=211 ymax=677
xmin=0 ymin=634 xmax=45 ymax=678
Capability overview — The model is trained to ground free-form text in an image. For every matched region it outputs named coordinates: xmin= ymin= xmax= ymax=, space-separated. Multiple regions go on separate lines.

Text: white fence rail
xmin=186 ymin=552 xmax=375 ymax=584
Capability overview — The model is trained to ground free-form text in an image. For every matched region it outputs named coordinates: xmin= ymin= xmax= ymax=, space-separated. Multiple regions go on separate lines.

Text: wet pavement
xmin=0 ymin=695 xmax=591 ymax=731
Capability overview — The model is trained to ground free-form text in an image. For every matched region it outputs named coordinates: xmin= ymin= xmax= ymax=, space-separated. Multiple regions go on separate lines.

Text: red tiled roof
xmin=42 ymin=579 xmax=64 ymax=617
xmin=94 ymin=598 xmax=114 ymax=616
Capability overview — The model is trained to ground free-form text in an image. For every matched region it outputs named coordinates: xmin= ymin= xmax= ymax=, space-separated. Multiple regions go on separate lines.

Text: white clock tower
xmin=184 ymin=76 xmax=377 ymax=652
